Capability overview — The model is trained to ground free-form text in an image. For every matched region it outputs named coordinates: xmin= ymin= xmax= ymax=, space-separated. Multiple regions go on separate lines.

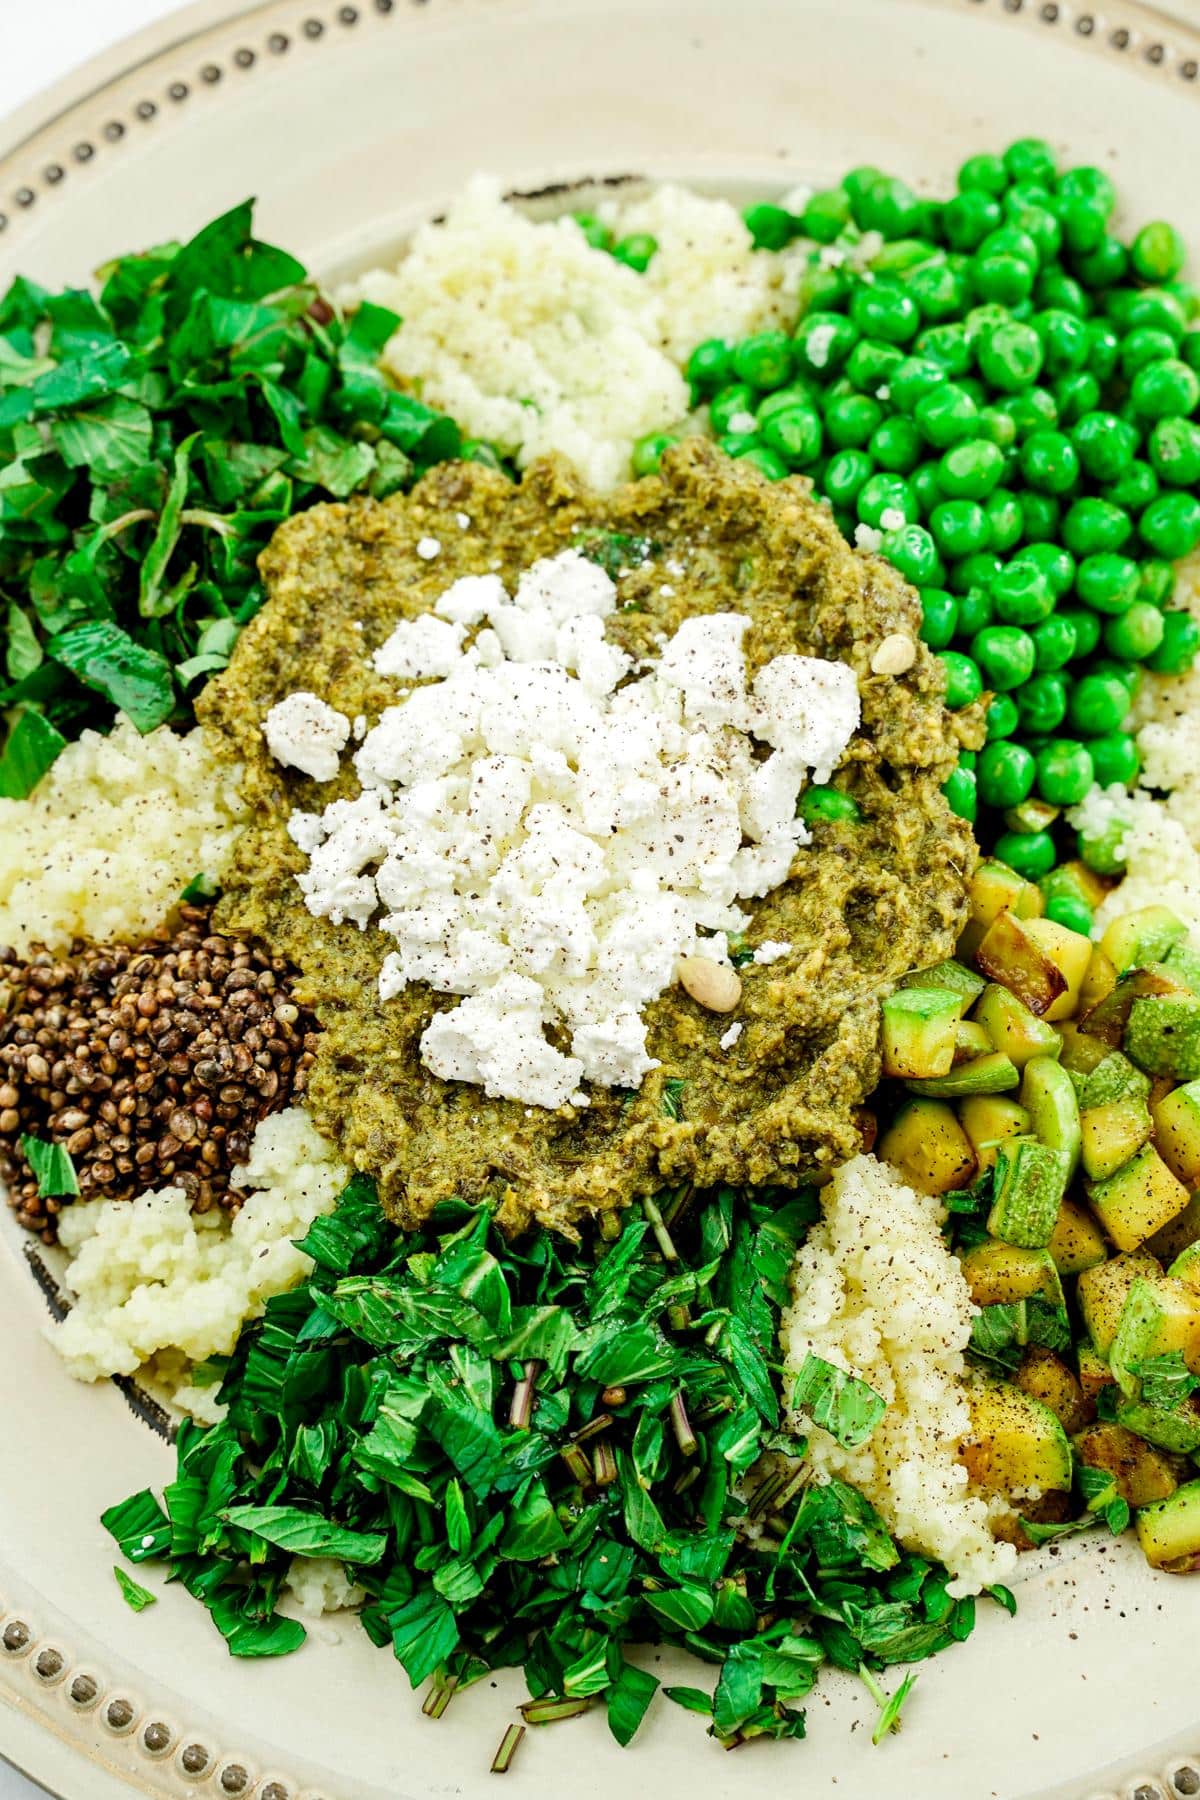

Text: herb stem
xmin=519 ymin=1696 xmax=594 ymax=1725
xmin=592 ymin=1441 xmax=617 ymax=1486
xmin=422 ymin=1675 xmax=457 ymax=1719
xmin=573 ymin=1412 xmax=614 ymax=1443
xmin=642 ymin=1194 xmax=678 ymax=1262
xmin=508 ymin=1359 xmax=541 ymax=1431
xmin=558 ymin=1443 xmax=592 ymax=1487
xmin=669 ymin=1391 xmax=698 ymax=1456
xmin=491 ymin=1723 xmax=525 ymax=1773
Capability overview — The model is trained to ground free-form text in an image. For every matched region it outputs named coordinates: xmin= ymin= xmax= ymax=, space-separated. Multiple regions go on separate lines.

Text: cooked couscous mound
xmin=780 ymin=1155 xmax=1018 ymax=1596
xmin=0 ymin=717 xmax=247 ymax=954
xmin=52 ymin=1108 xmax=346 ymax=1399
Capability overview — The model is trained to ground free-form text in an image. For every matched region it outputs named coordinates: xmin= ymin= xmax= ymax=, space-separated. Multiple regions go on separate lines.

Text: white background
xmin=2 ymin=0 xmax=184 ymax=1782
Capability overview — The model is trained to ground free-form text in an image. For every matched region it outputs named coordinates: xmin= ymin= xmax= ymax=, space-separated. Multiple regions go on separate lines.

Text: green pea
xmin=685 ymin=338 xmax=733 ymax=395
xmin=944 ymin=189 xmax=1003 ymax=251
xmin=736 ymin=444 xmax=790 ymax=480
xmin=846 ymin=339 xmax=905 ymax=393
xmin=1004 ymin=137 xmax=1058 ymax=186
xmin=1077 ymin=818 xmax=1128 ymax=877
xmin=1142 ymin=493 xmax=1200 ymax=560
xmin=1074 ymin=236 xmax=1129 ymax=290
xmin=991 ymin=560 xmax=1055 ymax=625
xmin=930 ymin=498 xmax=990 ymax=560
xmin=1121 ymin=291 xmax=1189 ymax=338
xmin=955 ymin=582 xmax=994 ymax=632
xmin=995 ymin=828 xmax=1057 ymax=879
xmin=824 ymin=447 xmax=875 ymax=507
xmin=1103 ymin=601 xmax=1166 ymax=663
xmin=920 ymin=587 xmax=959 ymax=649
xmin=795 ymin=262 xmax=851 ymax=316
xmin=1131 ymin=220 xmax=1187 ymax=284
xmin=799 ymin=784 xmax=862 ymax=824
xmin=743 ymin=202 xmax=797 ymax=251
xmin=613 ymin=233 xmax=658 ymax=272
xmin=971 ymin=251 xmax=1035 ymax=308
xmin=854 ymin=175 xmax=925 ymax=240
xmin=911 ymin=463 xmax=944 ymax=515
xmin=977 ymin=405 xmax=1018 ymax=450
xmin=1084 ymin=320 xmax=1121 ymax=381
xmin=1085 ymin=733 xmax=1140 ymax=788
xmin=801 ymin=188 xmax=853 ymax=243
xmin=858 ymin=472 xmax=918 ymax=527
xmin=936 ymin=436 xmax=1006 ymax=500
xmin=1031 ymin=613 xmax=1078 ymax=671
xmin=1183 ymin=331 xmax=1200 ymax=375
xmin=880 ymin=523 xmax=942 ymax=586
xmin=759 ymin=382 xmax=819 ymax=422
xmin=959 ymin=153 xmax=1009 ymax=196
xmin=889 ymin=355 xmax=949 ymax=414
xmin=719 ymin=430 xmax=763 ymax=460
xmin=1068 ymin=670 xmax=1131 ymax=735
xmin=1120 ymin=326 xmax=1178 ymax=381
xmin=631 ymin=431 xmax=677 ymax=477
xmin=1063 ymin=497 xmax=1132 ymax=556
xmin=914 ymin=382 xmax=979 ymax=448
xmin=1053 ymin=372 xmax=1102 ymax=427
xmin=823 ymin=393 xmax=883 ymax=449
xmin=940 ymin=651 xmax=984 ymax=708
xmin=1147 ymin=609 xmax=1200 ymax=674
xmin=1132 ymin=357 xmax=1200 ymax=421
xmin=959 ymin=749 xmax=979 ymax=772
xmin=1018 ymin=539 xmax=1076 ymax=597
xmin=1019 ymin=428 xmax=1081 ymax=495
xmin=1091 ymin=657 xmax=1142 ymax=696
xmin=1101 ymin=459 xmax=1158 ymax=515
xmin=979 ymin=225 xmax=1041 ymax=272
xmin=1006 ymin=387 xmax=1059 ymax=439
xmin=1036 ymin=739 xmax=1095 ymax=806
xmin=1018 ymin=671 xmax=1068 ymax=733
xmin=1019 ymin=490 xmax=1061 ymax=543
xmin=1075 ymin=552 xmax=1140 ymax=614
xmin=1033 ymin=307 xmax=1090 ymax=376
xmin=1035 ymin=266 xmax=1091 ymax=316
xmin=1056 ymin=199 xmax=1109 ymax=261
xmin=460 ymin=439 xmax=506 ymax=470
xmin=873 ymin=237 xmax=940 ymax=275
xmin=985 ymin=488 xmax=1024 ymax=552
xmin=977 ymin=740 xmax=1036 ymax=808
xmin=1071 ymin=410 xmax=1137 ymax=482
xmin=917 ymin=322 xmax=974 ymax=377
xmin=1139 ymin=561 xmax=1175 ymax=606
xmin=761 ymin=403 xmax=824 ymax=468
xmin=1058 ymin=606 xmax=1101 ymax=659
xmin=794 ymin=311 xmax=859 ymax=376
xmin=972 ymin=623 xmax=1037 ymax=691
xmin=850 ymin=283 xmax=921 ymax=345
xmin=573 ymin=211 xmax=612 ymax=251
xmin=942 ymin=765 xmax=978 ymax=824
xmin=733 ymin=330 xmax=795 ymax=391
xmin=1045 ymin=893 xmax=1094 ymax=935
xmin=1149 ymin=416 xmax=1200 ymax=488
xmin=869 ymin=415 xmax=923 ymax=473
xmin=906 ymin=261 xmax=967 ymax=327
xmin=985 ymin=692 xmax=1020 ymax=739
xmin=1057 ymin=165 xmax=1116 ymax=217
xmin=709 ymin=383 xmax=758 ymax=434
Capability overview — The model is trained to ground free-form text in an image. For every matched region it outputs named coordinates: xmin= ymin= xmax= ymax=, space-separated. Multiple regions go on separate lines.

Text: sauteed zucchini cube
xmin=959 ymin=860 xmax=1044 ymax=961
xmin=1020 ymin=1058 xmax=1082 ymax=1179
xmin=1047 ymin=1196 xmax=1108 ymax=1276
xmin=1076 ymin=1341 xmax=1118 ymax=1409
xmin=1073 ymin=1423 xmax=1182 ymax=1509
xmin=1080 ymin=1094 xmax=1154 ymax=1181
xmin=988 ymin=1138 xmax=1071 ymax=1248
xmin=1160 ymin=941 xmax=1200 ymax=996
xmin=976 ymin=913 xmax=1067 ymax=1018
xmin=1077 ymin=945 xmax=1119 ymax=1018
xmin=1085 ymin=1144 xmax=1191 ymax=1252
xmin=958 ymin=1241 xmax=1065 ymax=1309
xmin=880 ymin=986 xmax=965 ymax=1079
xmin=974 ymin=983 xmax=1063 ymax=1066
xmin=908 ymin=1052 xmax=1020 ymax=1098
xmin=1014 ymin=1347 xmax=1090 ymax=1434
xmin=1147 ymin=1192 xmax=1200 ymax=1264
xmin=960 ymin=1379 xmax=1072 ymax=1495
xmin=1100 ymin=905 xmax=1188 ymax=976
xmin=959 ymin=1094 xmax=1031 ymax=1172
xmin=1077 ymin=1250 xmax=1161 ymax=1356
xmin=899 ymin=958 xmax=986 ymax=1007
xmin=1021 ymin=918 xmax=1094 ymax=1023
xmin=1125 ymin=995 xmax=1200 ymax=1081
xmin=1135 ymin=1480 xmax=1200 ymax=1570
xmin=1109 ymin=1276 xmax=1200 ymax=1398
xmin=1168 ymin=1242 xmax=1200 ymax=1294
xmin=1116 ymin=1395 xmax=1200 ymax=1457
xmin=878 ymin=1097 xmax=976 ymax=1195
xmin=1150 ymin=1080 xmax=1200 ymax=1189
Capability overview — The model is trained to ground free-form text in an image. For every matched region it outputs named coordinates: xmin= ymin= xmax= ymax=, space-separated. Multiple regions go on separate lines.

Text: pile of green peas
xmin=624 ymin=140 xmax=1200 ymax=934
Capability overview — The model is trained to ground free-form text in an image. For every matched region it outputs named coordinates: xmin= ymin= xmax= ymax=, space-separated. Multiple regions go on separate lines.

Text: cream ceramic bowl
xmin=4 ymin=3 xmax=1200 ymax=1796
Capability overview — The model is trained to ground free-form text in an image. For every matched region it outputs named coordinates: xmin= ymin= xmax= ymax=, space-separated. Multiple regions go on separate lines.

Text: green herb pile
xmin=0 ymin=202 xmax=493 ymax=799
xmin=103 ymin=1177 xmax=1003 ymax=1754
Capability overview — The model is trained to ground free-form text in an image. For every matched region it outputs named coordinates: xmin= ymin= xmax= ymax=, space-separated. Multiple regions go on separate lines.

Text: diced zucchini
xmin=1135 ymin=1480 xmax=1200 ymax=1570
xmin=1125 ymin=995 xmax=1200 ymax=1082
xmin=1080 ymin=1095 xmax=1154 ymax=1181
xmin=974 ymin=983 xmax=1063 ymax=1067
xmin=959 ymin=1378 xmax=1073 ymax=1494
xmin=1056 ymin=859 xmax=1112 ymax=912
xmin=1169 ymin=1242 xmax=1200 ymax=1296
xmin=1022 ymin=918 xmax=1094 ymax=1022
xmin=900 ymin=959 xmax=986 ymax=1006
xmin=1079 ymin=1051 xmax=1151 ymax=1108
xmin=1085 ymin=1144 xmax=1191 ymax=1252
xmin=1100 ymin=905 xmax=1188 ymax=976
xmin=1151 ymin=1079 xmax=1200 ymax=1189
xmin=1057 ymin=1022 xmax=1110 ymax=1083
xmin=878 ymin=1097 xmax=976 ymax=1196
xmin=976 ymin=912 xmax=1067 ymax=1018
xmin=1047 ymin=1195 xmax=1108 ymax=1276
xmin=1006 ymin=797 xmax=1061 ymax=836
xmin=1116 ymin=1395 xmax=1200 ymax=1457
xmin=1147 ymin=1193 xmax=1200 ymax=1264
xmin=954 ymin=1019 xmax=994 ymax=1064
xmin=1020 ymin=1058 xmax=1081 ymax=1179
xmin=1109 ymin=1275 xmax=1200 ymax=1399
xmin=1073 ymin=1423 xmax=1181 ymax=1509
xmin=959 ymin=860 xmax=1044 ymax=960
xmin=1160 ymin=941 xmax=1200 ymax=996
xmin=908 ymin=1052 xmax=1020 ymax=1098
xmin=958 ymin=1241 xmax=1065 ymax=1309
xmin=959 ymin=1094 xmax=1031 ymax=1172
xmin=1077 ymin=1250 xmax=1161 ymax=1357
xmin=1077 ymin=1341 xmax=1117 ymax=1408
xmin=1014 ymin=1347 xmax=1089 ymax=1433
xmin=881 ymin=986 xmax=964 ymax=1079
xmin=987 ymin=1138 xmax=1070 ymax=1249
xmin=1077 ymin=946 xmax=1118 ymax=1018
xmin=1082 ymin=967 xmax=1190 ymax=1050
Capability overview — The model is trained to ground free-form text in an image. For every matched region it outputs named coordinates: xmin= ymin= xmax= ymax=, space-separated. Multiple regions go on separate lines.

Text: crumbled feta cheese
xmin=263 ymin=692 xmax=351 ymax=783
xmin=805 ymin=322 xmax=837 ymax=369
xmin=455 ymin=512 xmax=471 ymax=529
xmin=719 ymin=1021 xmax=743 ymax=1051
xmin=727 ymin=410 xmax=759 ymax=435
xmin=290 ymin=551 xmax=861 ymax=1109
xmin=879 ymin=507 xmax=906 ymax=532
xmin=753 ymin=938 xmax=792 ymax=966
xmin=854 ymin=523 xmax=883 ymax=553
xmin=416 ymin=536 xmax=442 ymax=560
xmin=352 ymin=714 xmax=367 ymax=741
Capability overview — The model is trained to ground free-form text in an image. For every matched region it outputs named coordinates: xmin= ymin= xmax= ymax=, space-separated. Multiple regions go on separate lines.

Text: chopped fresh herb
xmin=573 ymin=527 xmax=655 ymax=581
xmin=0 ymin=203 xmax=491 ymax=778
xmin=18 ymin=1134 xmax=79 ymax=1198
xmin=180 ymin=872 xmax=221 ymax=903
xmin=1078 ymin=1464 xmax=1132 ymax=1536
xmin=1128 ymin=1351 xmax=1200 ymax=1413
xmin=113 ymin=1566 xmax=157 ymax=1613
xmin=490 ymin=1723 xmax=525 ymax=1773
xmin=967 ymin=1298 xmax=1070 ymax=1372
xmin=792 ymin=1353 xmax=887 ymax=1450
xmin=860 ymin=1664 xmax=918 ymax=1745
xmin=660 ymin=1077 xmax=687 ymax=1121
xmin=102 ymin=1176 xmax=999 ymax=1748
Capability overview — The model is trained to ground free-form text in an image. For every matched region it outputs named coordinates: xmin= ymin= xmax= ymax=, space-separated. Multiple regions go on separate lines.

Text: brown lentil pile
xmin=0 ymin=904 xmax=318 ymax=1241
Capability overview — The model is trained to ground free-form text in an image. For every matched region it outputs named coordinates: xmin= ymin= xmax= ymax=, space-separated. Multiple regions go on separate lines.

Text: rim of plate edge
xmin=3 ymin=3 xmax=1200 ymax=1799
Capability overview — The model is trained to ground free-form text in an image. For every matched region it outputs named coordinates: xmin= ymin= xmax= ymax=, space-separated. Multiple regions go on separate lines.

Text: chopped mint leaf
xmin=18 ymin=1134 xmax=79 ymax=1198
xmin=0 ymin=709 xmax=65 ymax=798
xmin=113 ymin=1566 xmax=157 ymax=1613
xmin=792 ymin=1352 xmax=887 ymax=1449
xmin=1129 ymin=1350 xmax=1200 ymax=1413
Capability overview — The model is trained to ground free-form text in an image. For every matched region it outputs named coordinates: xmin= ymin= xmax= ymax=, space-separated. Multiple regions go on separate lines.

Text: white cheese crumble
xmin=263 ymin=692 xmax=351 ymax=784
xmin=854 ymin=523 xmax=883 ymax=554
xmin=416 ymin=536 xmax=442 ymax=560
xmin=286 ymin=550 xmax=861 ymax=1110
xmin=752 ymin=939 xmax=792 ymax=965
xmin=878 ymin=506 xmax=906 ymax=532
xmin=719 ymin=1021 xmax=743 ymax=1051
